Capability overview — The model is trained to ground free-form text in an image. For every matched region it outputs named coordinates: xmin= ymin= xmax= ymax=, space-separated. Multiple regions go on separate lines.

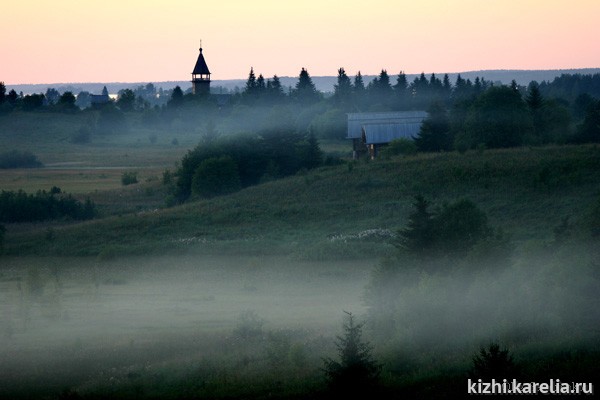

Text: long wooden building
xmin=347 ymin=111 xmax=428 ymax=159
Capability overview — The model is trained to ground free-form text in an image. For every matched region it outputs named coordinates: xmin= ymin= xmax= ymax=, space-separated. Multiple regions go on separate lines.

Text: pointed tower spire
xmin=192 ymin=42 xmax=211 ymax=96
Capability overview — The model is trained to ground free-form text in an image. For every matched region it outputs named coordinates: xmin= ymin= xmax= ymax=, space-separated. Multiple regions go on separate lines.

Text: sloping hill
xmin=5 ymin=144 xmax=599 ymax=258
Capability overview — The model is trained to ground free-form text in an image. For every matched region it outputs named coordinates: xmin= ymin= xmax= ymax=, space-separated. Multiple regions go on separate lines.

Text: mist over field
xmin=1 ymin=243 xmax=598 ymax=398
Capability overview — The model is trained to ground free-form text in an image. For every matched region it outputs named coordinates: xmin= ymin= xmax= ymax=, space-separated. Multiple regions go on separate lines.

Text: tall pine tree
xmin=293 ymin=68 xmax=320 ymax=104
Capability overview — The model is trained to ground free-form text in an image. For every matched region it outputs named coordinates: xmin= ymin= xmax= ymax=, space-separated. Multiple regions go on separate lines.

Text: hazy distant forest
xmin=2 ymin=69 xmax=600 ymax=199
xmin=1 ymin=67 xmax=600 ymax=399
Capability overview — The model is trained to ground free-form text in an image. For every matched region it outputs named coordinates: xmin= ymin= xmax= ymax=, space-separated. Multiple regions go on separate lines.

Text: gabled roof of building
xmin=347 ymin=111 xmax=427 ymax=139
xmin=192 ymin=48 xmax=211 ymax=75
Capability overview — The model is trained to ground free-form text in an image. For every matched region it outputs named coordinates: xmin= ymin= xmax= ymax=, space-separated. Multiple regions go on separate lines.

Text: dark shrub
xmin=192 ymin=156 xmax=241 ymax=197
xmin=121 ymin=171 xmax=138 ymax=186
xmin=0 ymin=150 xmax=43 ymax=169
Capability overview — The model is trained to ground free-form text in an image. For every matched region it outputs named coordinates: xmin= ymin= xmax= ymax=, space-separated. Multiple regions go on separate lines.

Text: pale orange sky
xmin=2 ymin=0 xmax=599 ymax=85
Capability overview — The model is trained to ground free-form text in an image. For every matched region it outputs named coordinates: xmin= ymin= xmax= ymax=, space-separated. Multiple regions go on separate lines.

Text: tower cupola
xmin=192 ymin=44 xmax=211 ymax=95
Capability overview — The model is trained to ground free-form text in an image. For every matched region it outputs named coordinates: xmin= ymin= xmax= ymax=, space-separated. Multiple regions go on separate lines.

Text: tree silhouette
xmin=414 ymin=101 xmax=451 ymax=152
xmin=168 ymin=86 xmax=184 ymax=108
xmin=266 ymin=75 xmax=284 ymax=102
xmin=393 ymin=71 xmax=409 ymax=108
xmin=462 ymin=86 xmax=533 ymax=149
xmin=45 ymin=88 xmax=60 ymax=105
xmin=0 ymin=82 xmax=6 ymax=104
xmin=245 ymin=67 xmax=257 ymax=94
xmin=293 ymin=68 xmax=320 ymax=104
xmin=303 ymin=131 xmax=323 ymax=168
xmin=256 ymin=74 xmax=266 ymax=96
xmin=191 ymin=156 xmax=241 ymax=198
xmin=116 ymin=89 xmax=136 ymax=112
xmin=323 ymin=311 xmax=381 ymax=396
xmin=7 ymin=89 xmax=18 ymax=104
xmin=58 ymin=91 xmax=77 ymax=112
xmin=369 ymin=69 xmax=393 ymax=106
xmin=354 ymin=71 xmax=365 ymax=93
xmin=397 ymin=195 xmax=434 ymax=256
xmin=333 ymin=67 xmax=353 ymax=106
xmin=470 ymin=342 xmax=517 ymax=379
xmin=573 ymin=100 xmax=600 ymax=143
xmin=526 ymin=82 xmax=544 ymax=111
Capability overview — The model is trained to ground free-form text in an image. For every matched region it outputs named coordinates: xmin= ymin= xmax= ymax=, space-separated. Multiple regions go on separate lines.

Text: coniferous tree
xmin=429 ymin=73 xmax=443 ymax=98
xmin=474 ymin=77 xmax=483 ymax=94
xmin=293 ymin=68 xmax=320 ymax=104
xmin=304 ymin=131 xmax=323 ymax=168
xmin=353 ymin=71 xmax=365 ymax=93
xmin=353 ymin=71 xmax=366 ymax=108
xmin=442 ymin=73 xmax=452 ymax=99
xmin=323 ymin=312 xmax=381 ymax=396
xmin=572 ymin=100 xmax=600 ymax=143
xmin=244 ymin=67 xmax=257 ymax=98
xmin=377 ymin=69 xmax=391 ymax=91
xmin=256 ymin=74 xmax=266 ymax=96
xmin=453 ymin=74 xmax=472 ymax=100
xmin=414 ymin=101 xmax=451 ymax=152
xmin=526 ymin=81 xmax=546 ymax=142
xmin=393 ymin=71 xmax=409 ymax=109
xmin=397 ymin=195 xmax=434 ymax=256
xmin=266 ymin=75 xmax=284 ymax=102
xmin=470 ymin=343 xmax=517 ymax=379
xmin=333 ymin=67 xmax=353 ymax=106
xmin=526 ymin=81 xmax=544 ymax=111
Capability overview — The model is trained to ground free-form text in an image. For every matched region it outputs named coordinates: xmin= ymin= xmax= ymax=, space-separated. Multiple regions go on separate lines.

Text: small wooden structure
xmin=347 ymin=111 xmax=427 ymax=159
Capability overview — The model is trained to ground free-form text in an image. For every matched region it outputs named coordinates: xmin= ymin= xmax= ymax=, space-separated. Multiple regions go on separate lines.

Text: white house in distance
xmin=347 ymin=111 xmax=428 ymax=159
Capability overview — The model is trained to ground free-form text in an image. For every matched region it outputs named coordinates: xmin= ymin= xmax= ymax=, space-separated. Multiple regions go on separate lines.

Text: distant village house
xmin=347 ymin=111 xmax=428 ymax=159
xmin=89 ymin=86 xmax=110 ymax=107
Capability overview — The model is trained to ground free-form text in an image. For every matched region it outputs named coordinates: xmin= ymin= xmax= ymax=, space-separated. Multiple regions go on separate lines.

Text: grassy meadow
xmin=1 ymin=110 xmax=600 ymax=398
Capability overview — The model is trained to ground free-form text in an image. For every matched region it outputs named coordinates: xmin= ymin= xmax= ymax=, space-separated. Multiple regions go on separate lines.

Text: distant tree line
xmin=0 ymin=188 xmax=96 ymax=223
xmin=1 ymin=70 xmax=599 ymax=147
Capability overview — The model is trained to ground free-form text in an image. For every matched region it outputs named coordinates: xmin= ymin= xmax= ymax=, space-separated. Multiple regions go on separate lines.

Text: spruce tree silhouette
xmin=470 ymin=342 xmax=517 ymax=379
xmin=323 ymin=311 xmax=381 ymax=395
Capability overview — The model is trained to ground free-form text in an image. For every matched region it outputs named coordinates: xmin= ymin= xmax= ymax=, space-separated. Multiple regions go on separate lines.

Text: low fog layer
xmin=1 ymin=244 xmax=598 ymax=397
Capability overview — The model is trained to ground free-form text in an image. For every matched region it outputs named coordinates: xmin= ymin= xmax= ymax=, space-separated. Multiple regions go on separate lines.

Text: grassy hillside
xmin=5 ymin=144 xmax=599 ymax=258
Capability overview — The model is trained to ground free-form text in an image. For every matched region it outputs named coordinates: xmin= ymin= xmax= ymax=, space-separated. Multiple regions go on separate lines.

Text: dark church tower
xmin=191 ymin=46 xmax=211 ymax=96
